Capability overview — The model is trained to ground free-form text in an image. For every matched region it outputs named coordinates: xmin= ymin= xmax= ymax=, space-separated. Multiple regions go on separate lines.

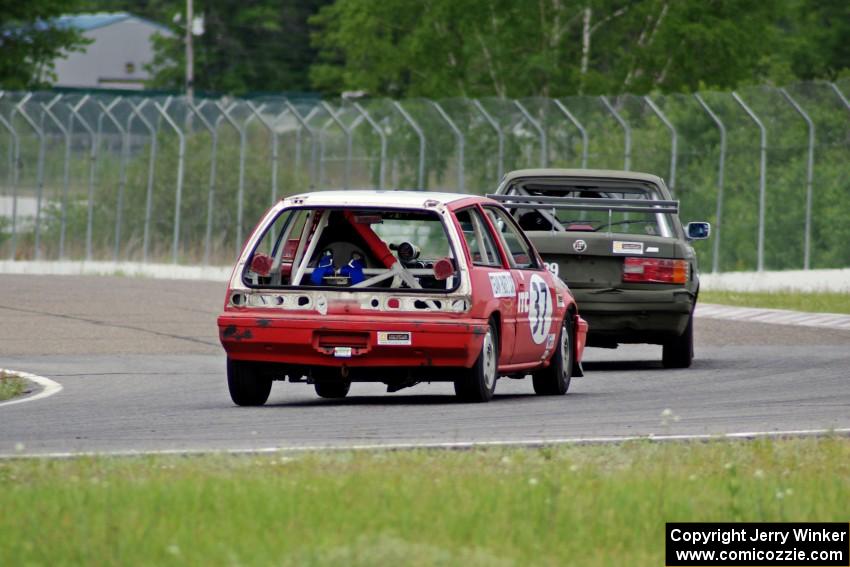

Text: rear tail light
xmin=623 ymin=257 xmax=689 ymax=284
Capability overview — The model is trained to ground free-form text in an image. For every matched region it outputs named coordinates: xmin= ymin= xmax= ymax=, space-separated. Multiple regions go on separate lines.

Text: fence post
xmin=156 ymin=100 xmax=187 ymax=264
xmin=304 ymin=106 xmax=322 ymax=186
xmin=694 ymin=94 xmax=727 ymax=274
xmin=274 ymin=107 xmax=291 ymax=185
xmin=68 ymin=97 xmax=99 ymax=261
xmin=644 ymin=96 xmax=677 ymax=191
xmin=430 ymin=101 xmax=464 ymax=191
xmin=732 ymin=92 xmax=767 ymax=272
xmin=0 ymin=93 xmax=21 ymax=260
xmin=188 ymin=100 xmax=220 ymax=265
xmin=292 ymin=110 xmax=302 ymax=181
xmin=97 ymin=99 xmax=129 ymax=261
xmin=600 ymin=96 xmax=631 ymax=170
xmin=41 ymin=99 xmax=73 ymax=259
xmin=513 ymin=100 xmax=547 ymax=168
xmin=128 ymin=100 xmax=158 ymax=263
xmin=392 ymin=101 xmax=426 ymax=189
xmin=246 ymin=102 xmax=284 ymax=205
xmin=13 ymin=94 xmax=47 ymax=260
xmin=352 ymin=102 xmax=386 ymax=189
xmin=249 ymin=102 xmax=289 ymax=246
xmin=317 ymin=110 xmax=329 ymax=187
xmin=553 ymin=100 xmax=588 ymax=168
xmin=319 ymin=101 xmax=353 ymax=190
xmin=779 ymin=88 xmax=815 ymax=271
xmin=471 ymin=99 xmax=504 ymax=182
xmin=217 ymin=101 xmax=248 ymax=257
xmin=284 ymin=101 xmax=320 ymax=188
xmin=830 ymin=83 xmax=850 ymax=112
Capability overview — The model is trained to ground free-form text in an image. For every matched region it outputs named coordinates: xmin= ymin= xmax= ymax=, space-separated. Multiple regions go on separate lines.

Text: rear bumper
xmin=218 ymin=313 xmax=488 ymax=368
xmin=572 ymin=287 xmax=695 ymax=342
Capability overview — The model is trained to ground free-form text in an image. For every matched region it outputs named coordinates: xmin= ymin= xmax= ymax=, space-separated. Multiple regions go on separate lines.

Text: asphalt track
xmin=1 ymin=274 xmax=849 ymax=456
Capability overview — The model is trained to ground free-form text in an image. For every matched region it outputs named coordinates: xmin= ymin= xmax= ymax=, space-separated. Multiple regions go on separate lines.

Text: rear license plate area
xmin=314 ymin=331 xmax=371 ymax=357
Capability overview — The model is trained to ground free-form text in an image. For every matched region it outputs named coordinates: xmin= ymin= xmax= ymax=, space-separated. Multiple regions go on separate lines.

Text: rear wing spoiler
xmin=486 ymin=193 xmax=679 ymax=214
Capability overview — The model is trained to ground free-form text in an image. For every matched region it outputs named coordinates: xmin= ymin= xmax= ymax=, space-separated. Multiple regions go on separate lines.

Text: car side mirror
xmin=685 ymin=222 xmax=711 ymax=240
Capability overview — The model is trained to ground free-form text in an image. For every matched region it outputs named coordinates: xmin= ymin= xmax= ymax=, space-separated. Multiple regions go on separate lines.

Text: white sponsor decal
xmin=543 ymin=261 xmax=559 ymax=276
xmin=573 ymin=239 xmax=587 ymax=253
xmin=613 ymin=241 xmax=644 ymax=255
xmin=523 ymin=273 xmax=552 ymax=345
xmin=646 ymin=246 xmax=660 ymax=253
xmin=377 ymin=331 xmax=412 ymax=346
xmin=489 ymin=271 xmax=516 ymax=298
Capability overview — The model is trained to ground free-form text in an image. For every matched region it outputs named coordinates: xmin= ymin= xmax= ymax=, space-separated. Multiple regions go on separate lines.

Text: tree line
xmin=1 ymin=0 xmax=848 ymax=96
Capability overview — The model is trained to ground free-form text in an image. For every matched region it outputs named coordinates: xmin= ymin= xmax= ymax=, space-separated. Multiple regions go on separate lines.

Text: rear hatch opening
xmin=228 ymin=205 xmax=472 ymax=313
xmin=242 ymin=206 xmax=463 ymax=293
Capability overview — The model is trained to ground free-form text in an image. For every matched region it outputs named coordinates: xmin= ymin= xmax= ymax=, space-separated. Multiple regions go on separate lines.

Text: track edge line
xmin=0 ymin=369 xmax=63 ymax=409
xmin=3 ymin=427 xmax=849 ymax=460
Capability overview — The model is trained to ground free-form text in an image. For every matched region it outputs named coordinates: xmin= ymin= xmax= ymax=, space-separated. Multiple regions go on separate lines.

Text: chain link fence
xmin=1 ymin=79 xmax=849 ymax=271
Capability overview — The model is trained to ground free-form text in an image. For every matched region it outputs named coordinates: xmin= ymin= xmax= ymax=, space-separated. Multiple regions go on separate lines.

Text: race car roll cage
xmin=247 ymin=206 xmax=461 ymax=292
xmin=489 ymin=181 xmax=678 ymax=238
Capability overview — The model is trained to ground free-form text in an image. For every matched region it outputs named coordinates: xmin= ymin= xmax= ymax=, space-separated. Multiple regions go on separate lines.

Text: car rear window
xmin=242 ymin=207 xmax=459 ymax=292
xmin=513 ymin=185 xmax=673 ymax=237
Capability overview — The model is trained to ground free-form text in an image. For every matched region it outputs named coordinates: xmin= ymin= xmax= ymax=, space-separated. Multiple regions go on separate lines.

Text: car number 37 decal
xmin=518 ymin=273 xmax=553 ymax=345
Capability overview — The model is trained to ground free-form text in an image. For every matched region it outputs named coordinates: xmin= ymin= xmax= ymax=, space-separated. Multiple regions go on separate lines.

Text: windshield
xmin=511 ymin=184 xmax=673 ymax=237
xmin=243 ymin=207 xmax=458 ymax=292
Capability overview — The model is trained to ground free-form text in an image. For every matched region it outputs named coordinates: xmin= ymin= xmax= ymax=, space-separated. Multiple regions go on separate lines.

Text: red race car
xmin=218 ymin=191 xmax=588 ymax=404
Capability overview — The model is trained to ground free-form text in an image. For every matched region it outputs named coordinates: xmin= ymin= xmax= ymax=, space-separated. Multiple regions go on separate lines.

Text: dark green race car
xmin=490 ymin=169 xmax=710 ymax=368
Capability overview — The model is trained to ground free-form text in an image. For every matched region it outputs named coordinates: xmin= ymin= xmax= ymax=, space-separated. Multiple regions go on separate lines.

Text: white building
xmin=51 ymin=12 xmax=172 ymax=90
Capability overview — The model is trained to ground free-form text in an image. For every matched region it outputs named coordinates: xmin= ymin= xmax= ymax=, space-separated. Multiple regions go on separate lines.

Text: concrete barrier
xmin=0 ymin=260 xmax=232 ymax=282
xmin=700 ymin=269 xmax=850 ymax=293
xmin=1 ymin=261 xmax=849 ymax=292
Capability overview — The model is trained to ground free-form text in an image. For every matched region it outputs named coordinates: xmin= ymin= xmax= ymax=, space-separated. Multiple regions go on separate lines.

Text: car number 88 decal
xmin=528 ymin=274 xmax=552 ymax=344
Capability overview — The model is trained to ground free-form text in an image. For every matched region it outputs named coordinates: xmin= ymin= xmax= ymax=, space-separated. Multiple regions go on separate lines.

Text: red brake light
xmin=282 ymin=239 xmax=299 ymax=260
xmin=623 ymin=257 xmax=689 ymax=284
xmin=433 ymin=258 xmax=455 ymax=280
xmin=250 ymin=253 xmax=272 ymax=276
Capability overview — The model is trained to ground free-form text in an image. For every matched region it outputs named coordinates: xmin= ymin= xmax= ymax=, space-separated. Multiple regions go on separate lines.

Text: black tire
xmin=662 ymin=313 xmax=694 ymax=369
xmin=314 ymin=380 xmax=351 ymax=399
xmin=227 ymin=358 xmax=272 ymax=406
xmin=454 ymin=320 xmax=499 ymax=403
xmin=532 ymin=318 xmax=574 ymax=395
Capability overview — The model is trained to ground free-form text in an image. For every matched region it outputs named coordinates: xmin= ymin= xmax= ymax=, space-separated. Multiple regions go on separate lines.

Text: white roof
xmin=282 ymin=190 xmax=472 ymax=208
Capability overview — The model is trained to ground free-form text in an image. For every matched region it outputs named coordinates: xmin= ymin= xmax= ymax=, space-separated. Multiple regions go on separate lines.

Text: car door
xmin=453 ymin=207 xmax=518 ymax=366
xmin=482 ymin=206 xmax=555 ymax=365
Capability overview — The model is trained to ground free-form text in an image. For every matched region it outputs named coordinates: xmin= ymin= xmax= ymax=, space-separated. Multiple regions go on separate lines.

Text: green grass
xmin=0 ymin=371 xmax=26 ymax=401
xmin=1 ymin=437 xmax=847 ymax=566
xmin=701 ymin=290 xmax=850 ymax=314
